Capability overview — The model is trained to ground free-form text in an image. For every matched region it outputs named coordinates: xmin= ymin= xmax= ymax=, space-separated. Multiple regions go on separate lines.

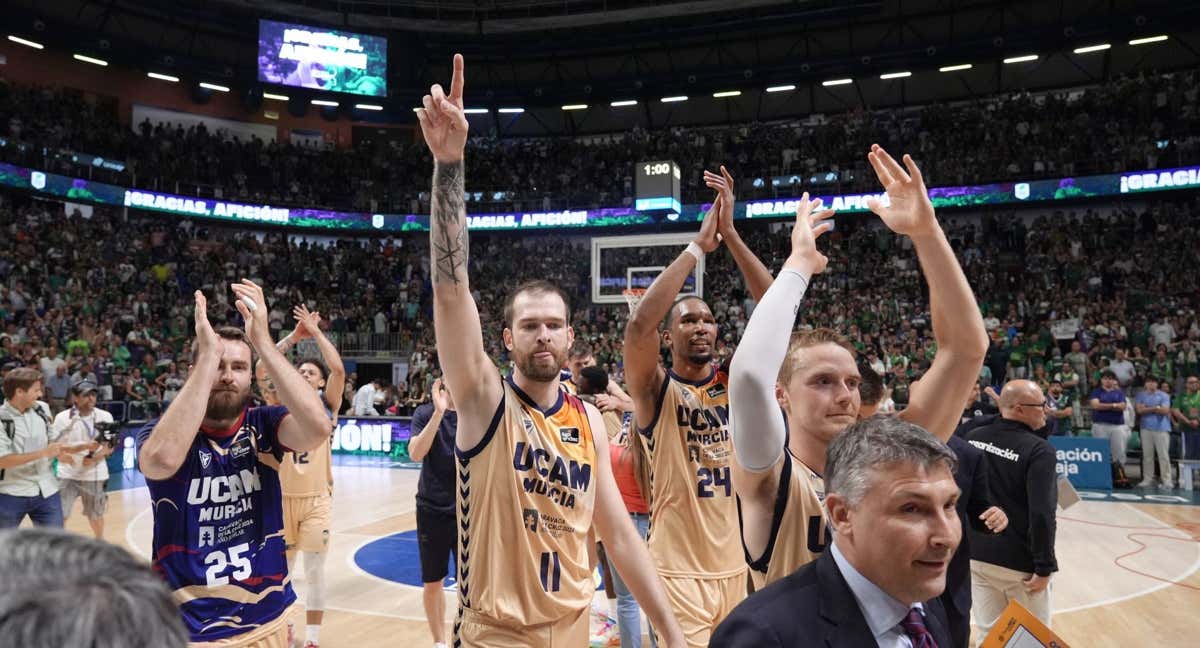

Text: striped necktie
xmin=901 ymin=608 xmax=939 ymax=648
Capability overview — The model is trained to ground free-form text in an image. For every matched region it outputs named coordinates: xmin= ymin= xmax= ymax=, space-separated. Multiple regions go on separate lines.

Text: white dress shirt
xmin=830 ymin=540 xmax=926 ymax=648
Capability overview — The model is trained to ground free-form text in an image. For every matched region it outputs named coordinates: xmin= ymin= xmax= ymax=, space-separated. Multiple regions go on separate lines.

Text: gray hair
xmin=826 ymin=416 xmax=957 ymax=506
xmin=0 ymin=528 xmax=188 ymax=648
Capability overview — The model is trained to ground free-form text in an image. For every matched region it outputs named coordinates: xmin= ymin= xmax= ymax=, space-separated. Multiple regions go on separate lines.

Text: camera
xmin=93 ymin=420 xmax=121 ymax=447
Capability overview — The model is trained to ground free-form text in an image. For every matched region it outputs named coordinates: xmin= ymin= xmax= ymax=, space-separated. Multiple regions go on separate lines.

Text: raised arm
xmin=138 ymin=291 xmax=221 ymax=480
xmin=622 ymin=203 xmax=721 ymax=427
xmin=729 ymin=195 xmax=832 ymax=498
xmin=417 ymin=54 xmax=501 ymax=449
xmin=407 ymin=384 xmax=448 ymax=462
xmin=293 ymin=304 xmax=347 ymax=414
xmin=707 ymin=166 xmax=773 ymax=302
xmin=863 ymin=145 xmax=988 ymax=442
xmin=233 ymin=280 xmax=330 ymax=453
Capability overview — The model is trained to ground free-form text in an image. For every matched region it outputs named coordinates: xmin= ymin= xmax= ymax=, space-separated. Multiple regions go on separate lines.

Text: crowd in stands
xmin=3 ymin=68 xmax=1200 ymax=214
xmin=3 ymin=179 xmax=1198 ymax=431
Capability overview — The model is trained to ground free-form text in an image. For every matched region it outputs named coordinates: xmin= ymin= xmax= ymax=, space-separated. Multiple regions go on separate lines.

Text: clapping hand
xmin=783 ymin=192 xmax=836 ymax=276
xmin=865 ymin=144 xmax=938 ymax=239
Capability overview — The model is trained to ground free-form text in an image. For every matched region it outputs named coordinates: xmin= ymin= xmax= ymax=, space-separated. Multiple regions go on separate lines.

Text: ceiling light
xmin=1073 ymin=43 xmax=1111 ymax=54
xmin=712 ymin=90 xmax=741 ymax=98
xmin=1003 ymin=55 xmax=1039 ymax=64
xmin=1129 ymin=35 xmax=1169 ymax=45
xmin=73 ymin=54 xmax=108 ymax=66
xmin=263 ymin=92 xmax=289 ymax=101
xmin=939 ymin=64 xmax=973 ymax=72
xmin=879 ymin=71 xmax=912 ymax=79
xmin=766 ymin=85 xmax=796 ymax=93
xmin=661 ymin=96 xmax=688 ymax=103
xmin=311 ymin=99 xmax=338 ymax=107
xmin=355 ymin=104 xmax=383 ymax=111
xmin=200 ymin=82 xmax=230 ymax=92
xmin=498 ymin=107 xmax=524 ymax=114
xmin=463 ymin=108 xmax=490 ymax=114
xmin=7 ymin=35 xmax=44 ymax=50
xmin=147 ymin=72 xmax=179 ymax=82
xmin=562 ymin=104 xmax=588 ymax=110
xmin=610 ymin=100 xmax=638 ymax=107
xmin=822 ymin=78 xmax=853 ymax=86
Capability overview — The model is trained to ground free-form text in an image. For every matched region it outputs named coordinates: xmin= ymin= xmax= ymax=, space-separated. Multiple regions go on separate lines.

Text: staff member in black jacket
xmin=965 ymin=379 xmax=1058 ymax=644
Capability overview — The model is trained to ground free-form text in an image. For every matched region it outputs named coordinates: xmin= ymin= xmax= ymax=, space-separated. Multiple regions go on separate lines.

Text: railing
xmin=325 ymin=332 xmax=413 ymax=357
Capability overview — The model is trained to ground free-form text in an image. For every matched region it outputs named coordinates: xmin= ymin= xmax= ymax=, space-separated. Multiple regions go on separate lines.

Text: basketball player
xmin=621 ymin=166 xmax=772 ymax=646
xmin=269 ymin=304 xmax=345 ymax=648
xmin=137 ymin=283 xmax=333 ymax=647
xmin=416 ymin=53 xmax=684 ymax=648
xmin=729 ymin=145 xmax=989 ymax=589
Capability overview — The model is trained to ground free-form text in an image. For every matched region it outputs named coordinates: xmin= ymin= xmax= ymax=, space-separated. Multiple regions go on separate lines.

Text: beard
xmin=206 ymin=386 xmax=251 ymax=421
xmin=515 ymin=345 xmax=568 ymax=383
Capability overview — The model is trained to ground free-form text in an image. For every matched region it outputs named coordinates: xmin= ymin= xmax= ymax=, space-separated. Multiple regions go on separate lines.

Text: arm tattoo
xmin=431 ymin=161 xmax=468 ymax=286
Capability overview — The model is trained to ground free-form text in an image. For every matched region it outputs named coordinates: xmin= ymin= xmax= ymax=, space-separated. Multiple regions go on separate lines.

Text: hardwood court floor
xmin=64 ymin=459 xmax=1200 ymax=648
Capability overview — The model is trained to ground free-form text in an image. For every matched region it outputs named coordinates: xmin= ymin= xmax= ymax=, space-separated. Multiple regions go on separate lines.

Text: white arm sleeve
xmin=728 ymin=269 xmax=810 ymax=472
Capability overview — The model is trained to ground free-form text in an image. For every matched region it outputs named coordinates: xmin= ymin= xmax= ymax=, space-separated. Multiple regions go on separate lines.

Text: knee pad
xmin=303 ymin=551 xmax=328 ymax=611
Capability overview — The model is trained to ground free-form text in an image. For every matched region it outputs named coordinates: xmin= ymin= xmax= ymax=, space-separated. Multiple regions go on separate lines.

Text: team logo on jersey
xmin=230 ymin=437 xmax=253 ymax=460
xmin=559 ymin=427 xmax=580 ymax=444
xmin=522 ymin=508 xmax=539 ymax=533
xmin=199 ymin=450 xmax=212 ymax=469
xmin=706 ymin=383 xmax=727 ymax=399
xmin=522 ymin=415 xmax=536 ymax=435
xmin=198 ymin=525 xmax=215 ymax=548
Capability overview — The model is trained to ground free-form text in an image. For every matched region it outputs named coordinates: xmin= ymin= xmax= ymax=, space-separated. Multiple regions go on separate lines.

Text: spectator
xmin=1044 ymin=379 xmax=1075 ymax=437
xmin=352 ymin=377 xmax=384 ymax=416
xmin=1106 ymin=348 xmax=1137 ymax=390
xmin=1090 ymin=369 xmax=1132 ymax=478
xmin=0 ymin=528 xmax=188 ymax=648
xmin=1172 ymin=375 xmax=1200 ymax=460
xmin=1135 ymin=376 xmax=1174 ymax=489
xmin=44 ymin=363 xmax=72 ymax=414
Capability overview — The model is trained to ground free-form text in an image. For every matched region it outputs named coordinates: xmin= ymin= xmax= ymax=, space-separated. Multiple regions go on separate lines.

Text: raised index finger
xmin=449 ymin=53 xmax=465 ymax=102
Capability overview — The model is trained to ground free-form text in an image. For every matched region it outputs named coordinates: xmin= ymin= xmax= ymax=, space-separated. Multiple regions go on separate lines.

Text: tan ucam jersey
xmin=276 ymin=393 xmax=335 ymax=498
xmin=277 ymin=437 xmax=333 ymax=498
xmin=642 ymin=368 xmax=745 ymax=579
xmin=746 ymin=450 xmax=830 ymax=590
xmin=455 ymin=378 xmax=598 ymax=629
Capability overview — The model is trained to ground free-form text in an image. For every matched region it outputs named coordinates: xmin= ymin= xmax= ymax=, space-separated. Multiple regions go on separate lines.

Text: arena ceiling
xmin=7 ymin=0 xmax=1200 ymax=134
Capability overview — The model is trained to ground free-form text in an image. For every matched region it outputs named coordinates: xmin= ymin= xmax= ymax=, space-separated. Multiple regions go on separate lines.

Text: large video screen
xmin=257 ymin=19 xmax=387 ymax=97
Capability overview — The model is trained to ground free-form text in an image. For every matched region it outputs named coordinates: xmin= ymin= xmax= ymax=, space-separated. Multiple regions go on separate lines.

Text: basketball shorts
xmin=59 ymin=479 xmax=108 ymax=519
xmin=660 ymin=571 xmax=748 ymax=647
xmin=455 ymin=606 xmax=588 ymax=648
xmin=189 ymin=608 xmax=291 ymax=648
xmin=283 ymin=495 xmax=332 ymax=554
xmin=416 ymin=506 xmax=457 ymax=583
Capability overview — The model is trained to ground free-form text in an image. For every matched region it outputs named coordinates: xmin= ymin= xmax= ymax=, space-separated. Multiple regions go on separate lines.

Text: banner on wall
xmin=2 ymin=160 xmax=1198 ymax=234
xmin=1049 ymin=436 xmax=1113 ymax=490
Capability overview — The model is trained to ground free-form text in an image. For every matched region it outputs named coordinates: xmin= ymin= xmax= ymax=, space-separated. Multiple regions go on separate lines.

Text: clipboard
xmin=979 ymin=600 xmax=1070 ymax=648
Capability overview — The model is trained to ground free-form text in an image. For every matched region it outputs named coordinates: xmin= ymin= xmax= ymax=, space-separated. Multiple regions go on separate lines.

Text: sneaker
xmin=589 ymin=619 xmax=619 ymax=647
xmin=1137 ymin=481 xmax=1154 ymax=488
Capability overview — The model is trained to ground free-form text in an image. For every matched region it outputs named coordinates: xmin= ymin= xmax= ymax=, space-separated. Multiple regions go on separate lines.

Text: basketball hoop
xmin=622 ymin=288 xmax=647 ymax=314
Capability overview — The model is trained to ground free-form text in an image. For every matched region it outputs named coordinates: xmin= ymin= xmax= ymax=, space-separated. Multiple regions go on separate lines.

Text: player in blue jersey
xmin=137 ymin=281 xmax=334 ymax=648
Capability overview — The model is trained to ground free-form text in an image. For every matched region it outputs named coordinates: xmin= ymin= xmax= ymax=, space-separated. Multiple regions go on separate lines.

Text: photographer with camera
xmin=50 ymin=380 xmax=113 ymax=539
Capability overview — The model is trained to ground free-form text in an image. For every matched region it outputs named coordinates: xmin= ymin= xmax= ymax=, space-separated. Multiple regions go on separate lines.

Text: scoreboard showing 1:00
xmin=635 ymin=160 xmax=682 ymax=212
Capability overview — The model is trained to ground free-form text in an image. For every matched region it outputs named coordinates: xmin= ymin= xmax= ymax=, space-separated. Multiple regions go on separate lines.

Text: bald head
xmin=998 ymin=379 xmax=1046 ymax=430
xmin=998 ymin=380 xmax=1036 ymax=409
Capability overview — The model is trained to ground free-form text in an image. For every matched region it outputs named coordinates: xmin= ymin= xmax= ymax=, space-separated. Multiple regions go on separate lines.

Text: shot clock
xmin=635 ymin=160 xmax=682 ymax=214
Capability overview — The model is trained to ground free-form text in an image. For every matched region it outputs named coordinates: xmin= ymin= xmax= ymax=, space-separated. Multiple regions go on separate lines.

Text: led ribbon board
xmin=2 ymin=161 xmax=1197 ymax=233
